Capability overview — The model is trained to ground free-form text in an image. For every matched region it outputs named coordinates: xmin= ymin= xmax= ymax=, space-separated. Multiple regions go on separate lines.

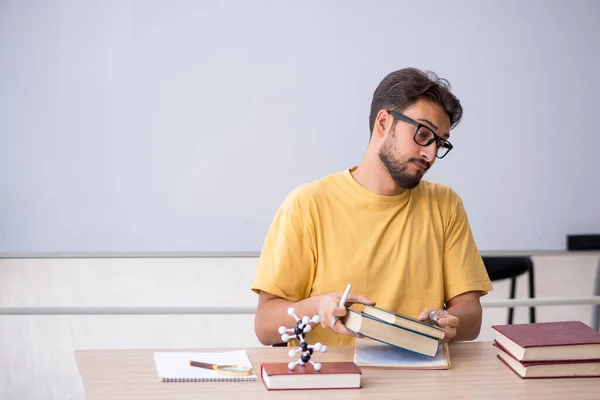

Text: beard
xmin=378 ymin=135 xmax=429 ymax=190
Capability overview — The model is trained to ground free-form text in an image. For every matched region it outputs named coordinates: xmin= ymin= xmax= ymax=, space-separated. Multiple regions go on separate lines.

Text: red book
xmin=260 ymin=362 xmax=362 ymax=390
xmin=491 ymin=321 xmax=600 ymax=361
xmin=493 ymin=342 xmax=600 ymax=379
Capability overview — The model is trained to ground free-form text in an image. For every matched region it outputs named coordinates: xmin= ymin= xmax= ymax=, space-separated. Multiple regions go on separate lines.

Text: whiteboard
xmin=1 ymin=0 xmax=599 ymax=254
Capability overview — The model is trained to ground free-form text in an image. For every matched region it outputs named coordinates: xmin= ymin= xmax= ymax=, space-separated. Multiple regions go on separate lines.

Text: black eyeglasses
xmin=386 ymin=110 xmax=453 ymax=159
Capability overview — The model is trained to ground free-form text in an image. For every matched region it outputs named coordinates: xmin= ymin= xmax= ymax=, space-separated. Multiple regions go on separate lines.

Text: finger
xmin=418 ymin=308 xmax=437 ymax=321
xmin=321 ymin=311 xmax=335 ymax=329
xmin=345 ymin=294 xmax=376 ymax=306
xmin=320 ymin=318 xmax=328 ymax=329
xmin=333 ymin=306 xmax=347 ymax=317
xmin=442 ymin=328 xmax=457 ymax=340
xmin=440 ymin=332 xmax=455 ymax=343
xmin=327 ymin=308 xmax=360 ymax=337
xmin=323 ymin=306 xmax=349 ymax=329
xmin=438 ymin=316 xmax=459 ymax=328
xmin=331 ymin=319 xmax=360 ymax=338
xmin=328 ymin=305 xmax=349 ymax=326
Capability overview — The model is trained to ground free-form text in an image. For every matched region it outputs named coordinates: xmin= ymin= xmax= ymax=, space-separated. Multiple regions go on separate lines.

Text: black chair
xmin=482 ymin=256 xmax=536 ymax=324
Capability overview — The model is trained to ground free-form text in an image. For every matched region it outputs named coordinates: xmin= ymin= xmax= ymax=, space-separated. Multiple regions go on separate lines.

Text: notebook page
xmin=354 ymin=338 xmax=449 ymax=369
xmin=153 ymin=350 xmax=257 ymax=381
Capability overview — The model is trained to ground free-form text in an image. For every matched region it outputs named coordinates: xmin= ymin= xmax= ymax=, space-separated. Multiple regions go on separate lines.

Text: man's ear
xmin=373 ymin=109 xmax=391 ymax=139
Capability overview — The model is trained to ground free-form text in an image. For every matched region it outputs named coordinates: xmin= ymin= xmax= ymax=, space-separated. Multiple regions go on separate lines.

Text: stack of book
xmin=492 ymin=320 xmax=600 ymax=379
xmin=342 ymin=305 xmax=445 ymax=358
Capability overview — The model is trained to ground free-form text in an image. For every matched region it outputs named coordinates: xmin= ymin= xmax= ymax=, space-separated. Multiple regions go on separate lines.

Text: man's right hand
xmin=316 ymin=292 xmax=376 ymax=337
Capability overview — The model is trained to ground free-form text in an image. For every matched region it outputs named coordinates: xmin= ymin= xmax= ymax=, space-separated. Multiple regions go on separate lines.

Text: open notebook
xmin=354 ymin=338 xmax=451 ymax=369
xmin=153 ymin=350 xmax=258 ymax=382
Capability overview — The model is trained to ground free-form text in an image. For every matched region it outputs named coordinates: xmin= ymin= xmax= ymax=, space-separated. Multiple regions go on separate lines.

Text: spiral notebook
xmin=153 ymin=350 xmax=257 ymax=382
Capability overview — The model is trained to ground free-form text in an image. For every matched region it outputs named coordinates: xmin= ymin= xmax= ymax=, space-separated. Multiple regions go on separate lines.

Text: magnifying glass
xmin=429 ymin=310 xmax=450 ymax=325
xmin=189 ymin=360 xmax=254 ymax=376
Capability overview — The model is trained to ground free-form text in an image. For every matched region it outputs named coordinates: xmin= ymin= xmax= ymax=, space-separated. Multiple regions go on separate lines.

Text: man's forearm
xmin=446 ymin=300 xmax=482 ymax=342
xmin=254 ymin=294 xmax=321 ymax=346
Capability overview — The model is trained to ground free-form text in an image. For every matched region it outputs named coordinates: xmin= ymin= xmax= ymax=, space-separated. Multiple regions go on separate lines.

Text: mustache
xmin=409 ymin=158 xmax=431 ymax=169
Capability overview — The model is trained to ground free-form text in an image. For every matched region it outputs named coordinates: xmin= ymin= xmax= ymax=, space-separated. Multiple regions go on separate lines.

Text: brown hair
xmin=369 ymin=68 xmax=463 ymax=137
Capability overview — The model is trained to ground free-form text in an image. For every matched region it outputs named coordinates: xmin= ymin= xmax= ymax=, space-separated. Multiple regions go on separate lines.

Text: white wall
xmin=1 ymin=255 xmax=599 ymax=400
xmin=1 ymin=0 xmax=599 ymax=253
xmin=0 ymin=257 xmax=262 ymax=400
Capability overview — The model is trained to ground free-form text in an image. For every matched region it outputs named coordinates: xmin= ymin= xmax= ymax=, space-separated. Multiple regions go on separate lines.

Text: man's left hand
xmin=418 ymin=308 xmax=459 ymax=343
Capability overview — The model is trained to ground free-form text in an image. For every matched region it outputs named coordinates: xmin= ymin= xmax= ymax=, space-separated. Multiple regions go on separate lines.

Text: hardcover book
xmin=494 ymin=342 xmax=600 ymax=379
xmin=343 ymin=309 xmax=441 ymax=357
xmin=491 ymin=321 xmax=600 ymax=361
xmin=362 ymin=305 xmax=445 ymax=340
xmin=260 ymin=362 xmax=361 ymax=390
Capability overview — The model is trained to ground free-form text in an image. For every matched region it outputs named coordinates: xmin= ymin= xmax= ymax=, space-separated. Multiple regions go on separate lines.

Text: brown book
xmin=343 ymin=310 xmax=441 ymax=358
xmin=260 ymin=362 xmax=361 ymax=390
xmin=492 ymin=321 xmax=600 ymax=361
xmin=362 ymin=305 xmax=445 ymax=340
xmin=494 ymin=341 xmax=600 ymax=379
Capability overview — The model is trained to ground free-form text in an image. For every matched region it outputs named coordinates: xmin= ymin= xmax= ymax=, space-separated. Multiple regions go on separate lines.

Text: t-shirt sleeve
xmin=442 ymin=190 xmax=493 ymax=302
xmin=250 ymin=188 xmax=317 ymax=302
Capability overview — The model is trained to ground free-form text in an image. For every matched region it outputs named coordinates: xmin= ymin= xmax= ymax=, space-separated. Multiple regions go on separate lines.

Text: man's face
xmin=378 ymin=99 xmax=451 ymax=189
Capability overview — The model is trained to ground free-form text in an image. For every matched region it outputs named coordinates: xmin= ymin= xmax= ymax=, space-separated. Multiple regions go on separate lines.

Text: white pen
xmin=331 ymin=283 xmax=352 ymax=326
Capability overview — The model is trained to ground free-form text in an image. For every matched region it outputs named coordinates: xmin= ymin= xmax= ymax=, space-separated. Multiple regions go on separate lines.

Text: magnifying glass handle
xmin=189 ymin=360 xmax=253 ymax=376
xmin=189 ymin=360 xmax=216 ymax=370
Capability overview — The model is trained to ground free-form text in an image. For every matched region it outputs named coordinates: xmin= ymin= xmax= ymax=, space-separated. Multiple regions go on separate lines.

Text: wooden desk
xmin=75 ymin=342 xmax=600 ymax=400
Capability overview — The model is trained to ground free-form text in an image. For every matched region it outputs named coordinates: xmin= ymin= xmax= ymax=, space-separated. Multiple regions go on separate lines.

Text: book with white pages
xmin=153 ymin=350 xmax=258 ymax=382
xmin=354 ymin=338 xmax=451 ymax=369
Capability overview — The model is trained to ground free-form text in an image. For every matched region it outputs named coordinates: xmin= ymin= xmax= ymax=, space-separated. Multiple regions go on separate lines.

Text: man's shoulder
xmin=281 ymin=170 xmax=347 ymax=209
xmin=287 ymin=170 xmax=346 ymax=198
xmin=416 ymin=180 xmax=462 ymax=204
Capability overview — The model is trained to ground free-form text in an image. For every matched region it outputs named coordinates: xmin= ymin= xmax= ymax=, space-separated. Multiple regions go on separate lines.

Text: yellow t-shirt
xmin=251 ymin=166 xmax=493 ymax=346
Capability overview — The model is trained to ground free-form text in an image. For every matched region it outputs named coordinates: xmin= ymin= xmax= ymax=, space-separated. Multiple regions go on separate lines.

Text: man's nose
xmin=420 ymin=143 xmax=436 ymax=163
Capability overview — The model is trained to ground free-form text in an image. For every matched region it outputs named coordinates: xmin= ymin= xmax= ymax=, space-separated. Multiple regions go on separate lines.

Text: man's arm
xmin=254 ymin=291 xmax=320 ymax=346
xmin=444 ymin=291 xmax=483 ymax=341
xmin=254 ymin=290 xmax=375 ymax=346
xmin=418 ymin=291 xmax=483 ymax=342
xmin=429 ymin=189 xmax=492 ymax=342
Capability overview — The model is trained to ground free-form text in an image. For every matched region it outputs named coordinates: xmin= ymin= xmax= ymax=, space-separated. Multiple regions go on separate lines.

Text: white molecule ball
xmin=288 ymin=349 xmax=296 ymax=358
xmin=281 ymin=333 xmax=290 ymax=342
xmin=302 ymin=316 xmax=310 ymax=324
xmin=288 ymin=362 xmax=296 ymax=370
xmin=304 ymin=324 xmax=312 ymax=333
xmin=287 ymin=307 xmax=296 ymax=316
xmin=311 ymin=315 xmax=320 ymax=323
xmin=278 ymin=326 xmax=287 ymax=334
xmin=313 ymin=362 xmax=322 ymax=371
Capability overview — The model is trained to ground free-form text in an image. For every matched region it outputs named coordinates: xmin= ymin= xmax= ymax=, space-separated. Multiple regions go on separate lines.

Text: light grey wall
xmin=1 ymin=0 xmax=599 ymax=254
xmin=1 ymin=5 xmax=599 ymax=399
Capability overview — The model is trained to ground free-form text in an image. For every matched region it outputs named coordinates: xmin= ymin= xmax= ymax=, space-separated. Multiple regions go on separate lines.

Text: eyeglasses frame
xmin=385 ymin=110 xmax=453 ymax=159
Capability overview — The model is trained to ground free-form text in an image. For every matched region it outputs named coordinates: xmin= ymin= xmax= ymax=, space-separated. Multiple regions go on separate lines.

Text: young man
xmin=251 ymin=68 xmax=493 ymax=347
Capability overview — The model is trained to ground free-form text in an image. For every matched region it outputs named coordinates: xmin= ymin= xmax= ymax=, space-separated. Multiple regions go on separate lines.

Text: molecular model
xmin=278 ymin=307 xmax=328 ymax=371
